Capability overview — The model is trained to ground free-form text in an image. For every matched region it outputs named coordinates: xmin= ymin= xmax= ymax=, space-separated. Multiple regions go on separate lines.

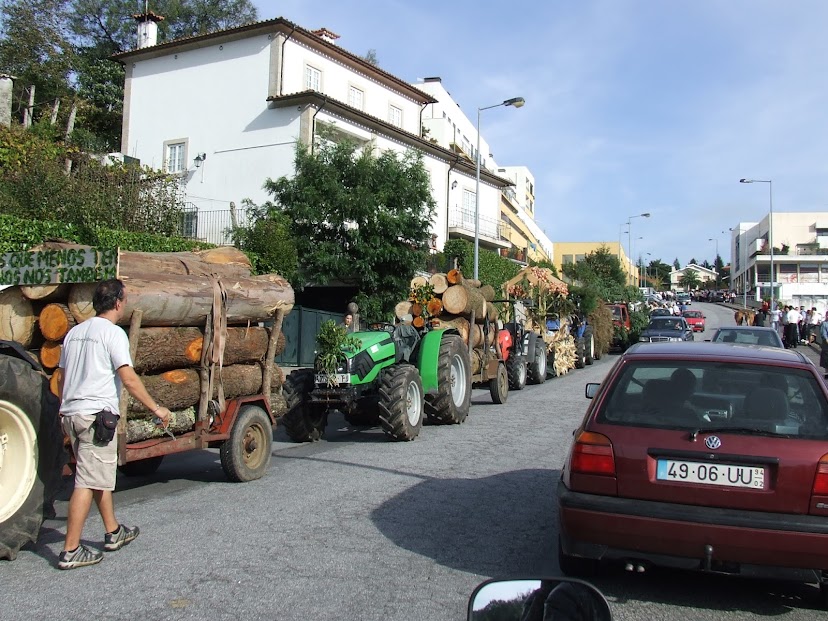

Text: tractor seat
xmin=392 ymin=324 xmax=420 ymax=363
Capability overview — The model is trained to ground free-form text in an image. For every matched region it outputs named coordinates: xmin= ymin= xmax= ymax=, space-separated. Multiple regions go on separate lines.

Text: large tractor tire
xmin=584 ymin=327 xmax=595 ymax=366
xmin=425 ymin=334 xmax=471 ymax=425
xmin=220 ymin=405 xmax=273 ymax=482
xmin=527 ymin=335 xmax=547 ymax=385
xmin=506 ymin=352 xmax=527 ymax=391
xmin=377 ymin=364 xmax=424 ymax=441
xmin=0 ymin=352 xmax=64 ymax=561
xmin=489 ymin=362 xmax=509 ymax=404
xmin=574 ymin=338 xmax=586 ymax=369
xmin=281 ymin=369 xmax=326 ymax=442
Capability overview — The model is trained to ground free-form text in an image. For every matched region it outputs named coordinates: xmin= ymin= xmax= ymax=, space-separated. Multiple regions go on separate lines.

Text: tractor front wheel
xmin=490 ymin=362 xmax=509 ymax=404
xmin=527 ymin=335 xmax=547 ymax=385
xmin=281 ymin=369 xmax=326 ymax=442
xmin=378 ymin=365 xmax=424 ymax=441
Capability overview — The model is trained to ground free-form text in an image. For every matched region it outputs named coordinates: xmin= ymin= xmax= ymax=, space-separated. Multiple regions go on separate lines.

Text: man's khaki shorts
xmin=62 ymin=414 xmax=118 ymax=491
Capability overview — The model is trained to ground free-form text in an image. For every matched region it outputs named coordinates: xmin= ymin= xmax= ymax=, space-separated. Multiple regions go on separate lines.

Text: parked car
xmin=558 ymin=342 xmax=828 ymax=606
xmin=682 ymin=310 xmax=706 ymax=332
xmin=676 ymin=292 xmax=691 ymax=305
xmin=710 ymin=326 xmax=784 ymax=348
xmin=638 ymin=317 xmax=694 ymax=342
xmin=649 ymin=308 xmax=673 ymax=317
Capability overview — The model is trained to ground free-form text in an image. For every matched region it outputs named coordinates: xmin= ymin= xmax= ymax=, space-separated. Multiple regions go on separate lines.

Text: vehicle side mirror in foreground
xmin=469 ymin=577 xmax=612 ymax=621
xmin=585 ymin=383 xmax=600 ymax=399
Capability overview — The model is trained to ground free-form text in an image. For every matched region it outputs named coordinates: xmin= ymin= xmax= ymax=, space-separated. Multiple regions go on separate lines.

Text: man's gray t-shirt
xmin=59 ymin=316 xmax=132 ymax=416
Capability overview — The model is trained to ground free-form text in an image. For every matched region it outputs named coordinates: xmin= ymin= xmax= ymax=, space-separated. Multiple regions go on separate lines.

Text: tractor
xmin=281 ymin=324 xmax=471 ymax=442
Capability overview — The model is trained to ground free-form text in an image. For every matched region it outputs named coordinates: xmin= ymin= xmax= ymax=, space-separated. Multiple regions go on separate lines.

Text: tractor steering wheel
xmin=370 ymin=322 xmax=396 ymax=334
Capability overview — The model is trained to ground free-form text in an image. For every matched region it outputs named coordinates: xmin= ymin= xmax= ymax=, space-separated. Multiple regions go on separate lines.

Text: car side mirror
xmin=585 ymin=383 xmax=600 ymax=399
xmin=469 ymin=578 xmax=612 ymax=621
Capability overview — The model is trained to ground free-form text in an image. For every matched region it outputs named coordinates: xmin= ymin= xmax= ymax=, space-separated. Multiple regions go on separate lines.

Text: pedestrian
xmin=770 ymin=304 xmax=782 ymax=334
xmin=785 ymin=305 xmax=801 ymax=348
xmin=808 ymin=307 xmax=821 ymax=344
xmin=799 ymin=306 xmax=808 ymax=344
xmin=821 ymin=313 xmax=828 ymax=379
xmin=57 ymin=279 xmax=172 ymax=570
xmin=340 ymin=313 xmax=355 ymax=333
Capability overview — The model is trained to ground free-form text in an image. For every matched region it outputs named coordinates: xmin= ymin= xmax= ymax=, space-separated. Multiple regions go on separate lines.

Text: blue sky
xmin=254 ymin=0 xmax=828 ymax=268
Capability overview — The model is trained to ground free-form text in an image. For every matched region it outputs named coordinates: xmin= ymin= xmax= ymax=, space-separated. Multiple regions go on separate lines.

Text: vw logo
xmin=705 ymin=436 xmax=722 ymax=450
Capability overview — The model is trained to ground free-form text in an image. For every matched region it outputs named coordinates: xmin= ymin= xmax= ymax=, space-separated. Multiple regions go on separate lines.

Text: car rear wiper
xmin=689 ymin=427 xmax=792 ymax=441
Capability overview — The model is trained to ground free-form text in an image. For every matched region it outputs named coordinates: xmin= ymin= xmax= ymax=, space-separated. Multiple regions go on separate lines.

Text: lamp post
xmin=631 ymin=236 xmax=643 ymax=286
xmin=474 ymin=96 xmax=525 ymax=280
xmin=626 ymin=213 xmax=650 ymax=286
xmin=739 ymin=179 xmax=773 ymax=310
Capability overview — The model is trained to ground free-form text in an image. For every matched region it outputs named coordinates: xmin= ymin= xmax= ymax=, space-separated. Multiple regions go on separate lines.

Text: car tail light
xmin=570 ymin=431 xmax=616 ymax=476
xmin=812 ymin=454 xmax=828 ymax=495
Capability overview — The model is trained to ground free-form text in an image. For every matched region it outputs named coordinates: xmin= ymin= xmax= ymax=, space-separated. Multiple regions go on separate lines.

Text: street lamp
xmin=626 ymin=213 xmax=650 ymax=285
xmin=739 ymin=178 xmax=774 ymax=310
xmin=474 ymin=96 xmax=525 ymax=280
xmin=630 ymin=236 xmax=643 ymax=286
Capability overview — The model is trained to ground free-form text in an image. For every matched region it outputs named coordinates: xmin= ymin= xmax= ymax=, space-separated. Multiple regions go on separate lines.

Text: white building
xmin=114 ymin=16 xmax=512 ymax=247
xmin=729 ymin=212 xmax=828 ymax=308
xmin=670 ymin=263 xmax=718 ymax=291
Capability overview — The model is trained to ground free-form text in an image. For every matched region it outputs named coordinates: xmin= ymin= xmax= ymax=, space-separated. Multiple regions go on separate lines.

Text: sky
xmin=253 ymin=0 xmax=828 ymax=268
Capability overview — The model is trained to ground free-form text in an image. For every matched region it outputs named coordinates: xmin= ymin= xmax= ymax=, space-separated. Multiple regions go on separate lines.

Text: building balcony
xmin=448 ymin=208 xmax=510 ymax=249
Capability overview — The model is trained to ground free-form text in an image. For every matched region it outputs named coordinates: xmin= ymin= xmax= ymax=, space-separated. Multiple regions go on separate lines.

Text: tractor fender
xmin=416 ymin=329 xmax=450 ymax=394
xmin=525 ymin=332 xmax=537 ymax=359
xmin=497 ymin=329 xmax=513 ymax=361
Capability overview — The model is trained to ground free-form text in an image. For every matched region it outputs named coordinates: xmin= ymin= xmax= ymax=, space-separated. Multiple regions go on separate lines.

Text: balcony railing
xmin=177 ymin=204 xmax=251 ymax=246
xmin=448 ymin=208 xmax=503 ymax=241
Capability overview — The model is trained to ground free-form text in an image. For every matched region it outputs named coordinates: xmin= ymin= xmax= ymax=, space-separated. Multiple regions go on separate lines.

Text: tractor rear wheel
xmin=0 ymin=353 xmax=64 ymax=561
xmin=584 ymin=328 xmax=595 ymax=366
xmin=527 ymin=335 xmax=547 ymax=385
xmin=574 ymin=338 xmax=586 ymax=369
xmin=425 ymin=334 xmax=471 ymax=425
xmin=281 ymin=369 xmax=326 ymax=442
xmin=489 ymin=362 xmax=509 ymax=404
xmin=378 ymin=365 xmax=424 ymax=441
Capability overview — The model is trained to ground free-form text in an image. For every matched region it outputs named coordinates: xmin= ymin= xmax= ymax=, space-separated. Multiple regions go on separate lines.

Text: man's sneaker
xmin=104 ymin=524 xmax=140 ymax=551
xmin=58 ymin=545 xmax=103 ymax=569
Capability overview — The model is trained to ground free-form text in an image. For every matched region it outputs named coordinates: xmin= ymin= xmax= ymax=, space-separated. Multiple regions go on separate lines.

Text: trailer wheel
xmin=118 ymin=456 xmax=164 ymax=477
xmin=0 ymin=354 xmax=64 ymax=561
xmin=489 ymin=362 xmax=509 ymax=404
xmin=377 ymin=364 xmax=423 ymax=441
xmin=527 ymin=335 xmax=547 ymax=385
xmin=425 ymin=334 xmax=471 ymax=425
xmin=281 ymin=369 xmax=326 ymax=442
xmin=220 ymin=405 xmax=272 ymax=482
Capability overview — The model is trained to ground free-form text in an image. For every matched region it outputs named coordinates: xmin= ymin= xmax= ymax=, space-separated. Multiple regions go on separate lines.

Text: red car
xmin=558 ymin=342 xmax=828 ymax=606
xmin=682 ymin=309 xmax=706 ymax=332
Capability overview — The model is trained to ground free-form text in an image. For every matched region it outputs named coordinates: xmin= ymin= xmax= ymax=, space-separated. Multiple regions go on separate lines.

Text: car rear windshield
xmin=648 ymin=319 xmax=681 ymax=330
xmin=683 ymin=311 xmax=702 ymax=318
xmin=597 ymin=361 xmax=828 ymax=439
xmin=713 ymin=329 xmax=779 ymax=347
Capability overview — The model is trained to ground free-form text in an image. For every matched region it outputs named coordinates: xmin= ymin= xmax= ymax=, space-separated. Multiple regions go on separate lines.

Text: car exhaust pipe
xmin=624 ymin=561 xmax=646 ymax=573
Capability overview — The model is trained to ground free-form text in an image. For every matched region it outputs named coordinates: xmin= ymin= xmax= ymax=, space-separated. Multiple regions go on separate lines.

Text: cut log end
xmin=39 ymin=303 xmax=76 ymax=341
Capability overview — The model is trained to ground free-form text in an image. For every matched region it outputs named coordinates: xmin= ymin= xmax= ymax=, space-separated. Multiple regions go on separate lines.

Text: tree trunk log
xmin=410 ymin=303 xmax=423 ymax=317
xmin=129 ymin=363 xmax=273 ymax=413
xmin=274 ymin=331 xmax=286 ymax=357
xmin=479 ymin=284 xmax=495 ymax=302
xmin=39 ymin=303 xmax=76 ymax=341
xmin=71 ymin=273 xmax=294 ymax=327
xmin=410 ymin=275 xmax=428 ymax=289
xmin=429 ymin=273 xmax=449 ymax=294
xmin=394 ymin=301 xmax=413 ymax=320
xmin=0 ymin=287 xmax=35 ymax=347
xmin=68 ymin=283 xmax=97 ymax=323
xmin=49 ymin=368 xmax=62 ymax=397
xmin=447 ymin=269 xmax=464 ymax=285
xmin=441 ymin=283 xmax=486 ymax=318
xmin=430 ymin=315 xmax=470 ymax=344
xmin=426 ymin=297 xmax=443 ymax=316
xmin=126 ymin=407 xmax=196 ymax=443
xmin=19 ymin=283 xmax=70 ymax=302
xmin=133 ymin=326 xmax=270 ymax=374
xmin=39 ymin=341 xmax=61 ymax=369
xmin=412 ymin=316 xmax=425 ymax=328
xmin=465 ymin=279 xmax=482 ymax=288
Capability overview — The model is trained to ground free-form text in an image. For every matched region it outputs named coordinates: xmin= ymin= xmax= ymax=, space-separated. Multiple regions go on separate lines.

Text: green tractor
xmin=282 ymin=324 xmax=471 ymax=442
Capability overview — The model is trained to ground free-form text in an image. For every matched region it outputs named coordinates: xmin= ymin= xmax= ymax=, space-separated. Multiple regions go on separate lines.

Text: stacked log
xmin=4 ymin=243 xmax=291 ymax=444
xmin=397 ymin=271 xmax=499 ymax=350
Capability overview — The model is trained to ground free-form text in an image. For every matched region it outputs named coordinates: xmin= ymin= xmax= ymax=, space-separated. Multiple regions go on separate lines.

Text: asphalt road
xmin=1 ymin=302 xmax=825 ymax=621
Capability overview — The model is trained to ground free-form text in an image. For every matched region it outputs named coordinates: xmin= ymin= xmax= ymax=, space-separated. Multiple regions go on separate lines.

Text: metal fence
xmin=177 ymin=204 xmax=251 ymax=246
xmin=447 ymin=208 xmax=504 ymax=241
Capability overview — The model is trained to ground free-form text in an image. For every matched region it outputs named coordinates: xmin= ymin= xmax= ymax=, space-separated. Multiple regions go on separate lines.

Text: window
xmin=389 ymin=104 xmax=402 ymax=127
xmin=462 ymin=189 xmax=475 ymax=222
xmin=305 ymin=65 xmax=321 ymax=91
xmin=164 ymin=140 xmax=186 ymax=173
xmin=348 ymin=86 xmax=364 ymax=110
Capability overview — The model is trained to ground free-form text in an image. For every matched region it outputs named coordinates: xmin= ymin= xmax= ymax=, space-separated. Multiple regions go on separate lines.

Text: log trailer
xmin=0 ymin=244 xmax=293 ymax=560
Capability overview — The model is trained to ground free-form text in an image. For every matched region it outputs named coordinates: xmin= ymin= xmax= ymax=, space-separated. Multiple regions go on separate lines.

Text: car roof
xmin=624 ymin=341 xmax=811 ymax=365
xmin=713 ymin=326 xmax=778 ymax=333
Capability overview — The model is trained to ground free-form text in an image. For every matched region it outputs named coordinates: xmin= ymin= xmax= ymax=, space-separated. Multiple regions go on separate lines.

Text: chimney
xmin=132 ymin=10 xmax=165 ymax=49
xmin=0 ymin=74 xmax=14 ymax=127
xmin=311 ymin=28 xmax=340 ymax=45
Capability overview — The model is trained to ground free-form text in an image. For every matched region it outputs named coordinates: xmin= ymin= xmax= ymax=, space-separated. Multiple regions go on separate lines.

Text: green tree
xmin=679 ymin=269 xmax=701 ymax=291
xmin=647 ymin=259 xmax=672 ymax=290
xmin=562 ymin=245 xmax=628 ymax=301
xmin=265 ymin=139 xmax=436 ymax=320
xmin=440 ymin=238 xmax=522 ymax=295
xmin=673 ymin=257 xmax=680 ymax=270
xmin=230 ymin=199 xmax=298 ymax=282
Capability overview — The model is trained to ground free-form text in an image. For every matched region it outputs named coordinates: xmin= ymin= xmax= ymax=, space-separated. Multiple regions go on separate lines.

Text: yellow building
xmin=499 ymin=190 xmax=551 ymax=263
xmin=553 ymin=241 xmax=638 ymax=286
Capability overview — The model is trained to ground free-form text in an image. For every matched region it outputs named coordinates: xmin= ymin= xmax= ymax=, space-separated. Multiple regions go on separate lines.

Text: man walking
xmin=57 ymin=279 xmax=171 ymax=569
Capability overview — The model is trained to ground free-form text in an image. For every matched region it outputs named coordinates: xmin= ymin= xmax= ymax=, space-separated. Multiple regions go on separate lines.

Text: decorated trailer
xmin=0 ymin=243 xmax=293 ymax=560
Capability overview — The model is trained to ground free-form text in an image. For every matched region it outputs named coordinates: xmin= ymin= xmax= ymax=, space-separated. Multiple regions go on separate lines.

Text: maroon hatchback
xmin=558 ymin=342 xmax=828 ymax=605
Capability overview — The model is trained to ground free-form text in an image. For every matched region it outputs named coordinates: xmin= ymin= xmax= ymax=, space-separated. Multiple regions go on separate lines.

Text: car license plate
xmin=656 ymin=459 xmax=765 ymax=489
xmin=315 ymin=373 xmax=350 ymax=385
